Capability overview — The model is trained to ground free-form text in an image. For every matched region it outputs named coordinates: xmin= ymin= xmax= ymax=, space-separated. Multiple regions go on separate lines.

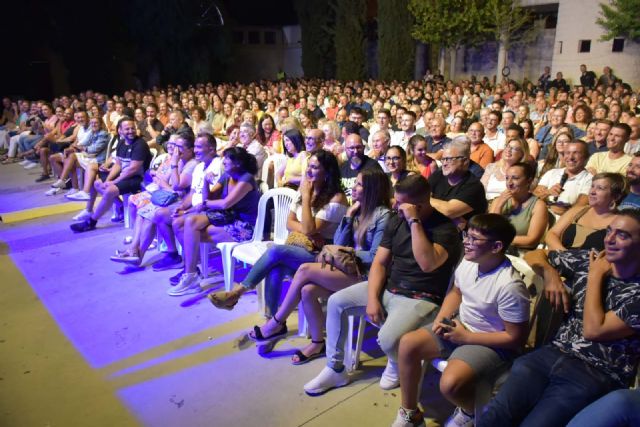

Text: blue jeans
xmin=566 ymin=389 xmax=640 ymax=427
xmin=18 ymin=134 xmax=43 ymax=153
xmin=240 ymin=244 xmax=316 ymax=316
xmin=478 ymin=346 xmax=620 ymax=427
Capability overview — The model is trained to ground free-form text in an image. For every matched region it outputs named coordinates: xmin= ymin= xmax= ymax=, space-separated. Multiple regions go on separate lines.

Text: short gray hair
xmin=446 ymin=136 xmax=471 ymax=158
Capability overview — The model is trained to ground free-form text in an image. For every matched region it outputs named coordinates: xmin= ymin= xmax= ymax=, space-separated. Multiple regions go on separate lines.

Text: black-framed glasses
xmin=462 ymin=230 xmax=494 ymax=245
xmin=441 ymin=156 xmax=466 ymax=163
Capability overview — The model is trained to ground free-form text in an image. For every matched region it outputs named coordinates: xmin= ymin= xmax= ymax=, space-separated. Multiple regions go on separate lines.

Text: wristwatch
xmin=409 ymin=218 xmax=421 ymax=226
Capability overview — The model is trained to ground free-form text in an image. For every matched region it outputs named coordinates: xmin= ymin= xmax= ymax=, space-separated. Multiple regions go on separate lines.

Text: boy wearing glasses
xmin=391 ymin=214 xmax=530 ymax=427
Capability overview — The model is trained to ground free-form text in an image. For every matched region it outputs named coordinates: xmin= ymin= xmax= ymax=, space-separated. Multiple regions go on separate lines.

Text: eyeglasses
xmin=462 ymin=230 xmax=494 ymax=245
xmin=441 ymin=156 xmax=466 ymax=163
xmin=386 ymin=156 xmax=402 ymax=162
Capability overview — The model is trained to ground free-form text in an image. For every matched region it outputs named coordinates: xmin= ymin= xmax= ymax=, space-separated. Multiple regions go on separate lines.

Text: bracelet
xmin=171 ymin=165 xmax=178 ymax=169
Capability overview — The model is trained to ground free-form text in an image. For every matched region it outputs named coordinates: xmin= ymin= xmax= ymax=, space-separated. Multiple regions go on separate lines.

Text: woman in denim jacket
xmin=249 ymin=168 xmax=392 ymax=364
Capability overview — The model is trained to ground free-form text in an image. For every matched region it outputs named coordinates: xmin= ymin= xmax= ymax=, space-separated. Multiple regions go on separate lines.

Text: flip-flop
xmin=292 ymin=341 xmax=326 ymax=365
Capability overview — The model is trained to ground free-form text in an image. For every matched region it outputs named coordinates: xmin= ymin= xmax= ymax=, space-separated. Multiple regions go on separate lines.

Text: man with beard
xmin=340 ymin=133 xmax=382 ymax=200
xmin=618 ymin=153 xmax=640 ymax=210
xmin=70 ymin=117 xmax=151 ymax=232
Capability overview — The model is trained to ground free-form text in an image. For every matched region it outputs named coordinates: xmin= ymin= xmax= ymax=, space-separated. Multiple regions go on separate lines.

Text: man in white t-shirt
xmin=152 ymin=133 xmax=222 ymax=276
xmin=535 ymin=140 xmax=592 ymax=216
xmin=390 ymin=213 xmax=530 ymax=427
xmin=483 ymin=110 xmax=506 ymax=156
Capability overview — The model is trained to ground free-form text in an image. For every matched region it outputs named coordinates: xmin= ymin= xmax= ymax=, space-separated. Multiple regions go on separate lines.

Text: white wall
xmin=552 ymin=0 xmax=640 ymax=87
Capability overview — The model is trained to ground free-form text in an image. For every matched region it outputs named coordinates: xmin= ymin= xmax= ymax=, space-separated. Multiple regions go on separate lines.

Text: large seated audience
xmin=1 ymin=64 xmax=639 ymax=426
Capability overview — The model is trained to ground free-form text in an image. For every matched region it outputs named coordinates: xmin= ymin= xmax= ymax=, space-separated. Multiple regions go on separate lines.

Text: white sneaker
xmin=72 ymin=209 xmax=92 ymax=221
xmin=45 ymin=187 xmax=62 ymax=196
xmin=303 ymin=366 xmax=349 ymax=396
xmin=391 ymin=407 xmax=426 ymax=427
xmin=18 ymin=159 xmax=30 ymax=166
xmin=65 ymin=188 xmax=78 ymax=196
xmin=444 ymin=407 xmax=474 ymax=427
xmin=380 ymin=360 xmax=400 ymax=390
xmin=50 ymin=178 xmax=68 ymax=189
xmin=24 ymin=161 xmax=39 ymax=169
xmin=66 ymin=190 xmax=90 ymax=201
xmin=167 ymin=273 xmax=201 ymax=296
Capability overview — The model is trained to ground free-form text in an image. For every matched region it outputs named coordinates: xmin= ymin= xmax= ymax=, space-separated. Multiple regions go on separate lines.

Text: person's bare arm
xmin=583 ymin=251 xmax=636 ymax=341
xmin=366 ymin=246 xmax=392 ymax=326
xmin=524 ymin=249 xmax=570 ymax=313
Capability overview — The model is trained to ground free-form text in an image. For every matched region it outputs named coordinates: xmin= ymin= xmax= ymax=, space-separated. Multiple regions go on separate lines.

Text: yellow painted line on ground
xmin=1 ymin=202 xmax=86 ymax=223
xmin=0 ymin=245 xmax=139 ymax=426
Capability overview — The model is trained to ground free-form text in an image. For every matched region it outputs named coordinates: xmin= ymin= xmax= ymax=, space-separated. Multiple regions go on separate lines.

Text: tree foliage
xmin=335 ymin=0 xmax=367 ymax=81
xmin=378 ymin=0 xmax=415 ymax=81
xmin=294 ymin=0 xmax=335 ymax=78
xmin=480 ymin=0 xmax=537 ymax=50
xmin=596 ymin=0 xmax=640 ymax=42
xmin=408 ymin=0 xmax=486 ymax=49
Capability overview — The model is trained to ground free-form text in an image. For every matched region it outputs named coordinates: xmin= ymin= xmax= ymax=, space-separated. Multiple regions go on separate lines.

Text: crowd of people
xmin=1 ymin=62 xmax=639 ymax=426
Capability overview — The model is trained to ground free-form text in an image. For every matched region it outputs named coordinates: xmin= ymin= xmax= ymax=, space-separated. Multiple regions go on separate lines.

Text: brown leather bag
xmin=316 ymin=245 xmax=363 ymax=278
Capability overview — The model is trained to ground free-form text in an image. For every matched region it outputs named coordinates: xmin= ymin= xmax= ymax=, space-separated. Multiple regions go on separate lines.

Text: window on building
xmin=264 ymin=31 xmax=276 ymax=45
xmin=248 ymin=31 xmax=260 ymax=44
xmin=232 ymin=31 xmax=244 ymax=44
xmin=612 ymin=38 xmax=624 ymax=52
xmin=579 ymin=40 xmax=591 ymax=53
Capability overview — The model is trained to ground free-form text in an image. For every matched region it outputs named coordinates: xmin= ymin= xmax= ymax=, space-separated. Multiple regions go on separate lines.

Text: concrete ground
xmin=0 ymin=163 xmax=453 ymax=427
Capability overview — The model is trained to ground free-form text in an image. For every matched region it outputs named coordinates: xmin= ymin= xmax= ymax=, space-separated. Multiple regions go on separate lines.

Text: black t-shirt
xmin=115 ymin=137 xmax=152 ymax=178
xmin=429 ymin=169 xmax=488 ymax=220
xmin=138 ymin=118 xmax=164 ymax=141
xmin=340 ymin=155 xmax=383 ymax=198
xmin=381 ymin=211 xmax=462 ymax=304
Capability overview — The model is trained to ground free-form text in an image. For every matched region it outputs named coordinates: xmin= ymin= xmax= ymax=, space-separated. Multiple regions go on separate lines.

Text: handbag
xmin=205 ymin=209 xmax=236 ymax=226
xmin=285 ymin=231 xmax=317 ymax=252
xmin=150 ymin=189 xmax=179 ymax=207
xmin=316 ymin=245 xmax=363 ymax=278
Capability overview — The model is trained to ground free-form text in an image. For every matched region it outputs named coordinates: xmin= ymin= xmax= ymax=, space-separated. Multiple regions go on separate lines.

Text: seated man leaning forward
xmin=304 ymin=174 xmax=463 ymax=396
xmin=70 ymin=117 xmax=151 ymax=232
xmin=391 ymin=213 xmax=530 ymax=427
xmin=477 ymin=209 xmax=640 ymax=427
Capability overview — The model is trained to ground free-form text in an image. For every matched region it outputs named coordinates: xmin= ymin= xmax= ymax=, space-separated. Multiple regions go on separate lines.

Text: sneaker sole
xmin=167 ymin=286 xmax=201 ymax=297
xmin=304 ymin=380 xmax=348 ymax=396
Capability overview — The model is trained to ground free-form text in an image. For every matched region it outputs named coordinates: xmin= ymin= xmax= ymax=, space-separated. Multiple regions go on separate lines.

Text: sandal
xmin=292 ymin=340 xmax=326 ymax=365
xmin=249 ymin=314 xmax=288 ymax=342
xmin=207 ymin=289 xmax=241 ymax=310
xmin=110 ymin=249 xmax=141 ymax=265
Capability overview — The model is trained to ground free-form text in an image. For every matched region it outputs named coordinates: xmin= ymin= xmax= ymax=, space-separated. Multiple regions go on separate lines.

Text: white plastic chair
xmin=270 ymin=154 xmax=288 ymax=188
xmin=203 ymin=187 xmax=298 ymax=297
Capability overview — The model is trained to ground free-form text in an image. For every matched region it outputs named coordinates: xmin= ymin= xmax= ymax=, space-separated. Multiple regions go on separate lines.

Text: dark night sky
xmin=1 ymin=0 xmax=298 ymax=97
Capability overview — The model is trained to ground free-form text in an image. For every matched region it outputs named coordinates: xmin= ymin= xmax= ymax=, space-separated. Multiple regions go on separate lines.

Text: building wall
xmin=227 ymin=25 xmax=302 ymax=82
xmin=452 ymin=26 xmax=556 ymax=82
xmin=551 ymin=0 xmax=640 ymax=87
xmin=449 ymin=0 xmax=639 ymax=88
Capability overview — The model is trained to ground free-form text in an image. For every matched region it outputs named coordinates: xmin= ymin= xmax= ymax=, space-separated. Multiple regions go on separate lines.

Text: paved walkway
xmin=0 ymin=164 xmax=451 ymax=427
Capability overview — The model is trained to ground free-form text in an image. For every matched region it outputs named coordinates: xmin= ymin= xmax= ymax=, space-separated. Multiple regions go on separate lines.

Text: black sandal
xmin=249 ymin=314 xmax=288 ymax=342
xmin=292 ymin=340 xmax=326 ymax=365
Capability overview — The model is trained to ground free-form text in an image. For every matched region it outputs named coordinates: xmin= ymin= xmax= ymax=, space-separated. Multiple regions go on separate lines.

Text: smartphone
xmin=440 ymin=317 xmax=454 ymax=327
